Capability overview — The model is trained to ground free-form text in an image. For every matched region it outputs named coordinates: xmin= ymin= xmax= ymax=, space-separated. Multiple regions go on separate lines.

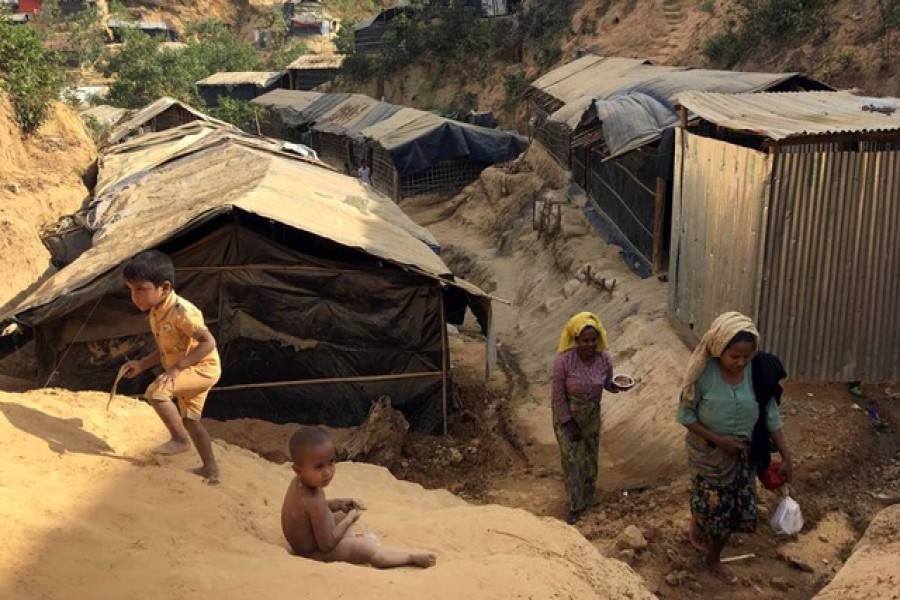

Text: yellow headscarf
xmin=680 ymin=311 xmax=759 ymax=405
xmin=557 ymin=312 xmax=609 ymax=354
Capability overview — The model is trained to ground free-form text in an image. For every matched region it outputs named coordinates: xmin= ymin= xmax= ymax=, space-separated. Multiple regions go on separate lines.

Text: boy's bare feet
xmin=410 ymin=552 xmax=437 ymax=568
xmin=189 ymin=466 xmax=220 ymax=485
xmin=706 ymin=560 xmax=738 ymax=585
xmin=155 ymin=439 xmax=190 ymax=455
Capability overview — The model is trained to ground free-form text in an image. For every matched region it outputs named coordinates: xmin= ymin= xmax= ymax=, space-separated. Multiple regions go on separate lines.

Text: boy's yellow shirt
xmin=148 ymin=291 xmax=220 ymax=376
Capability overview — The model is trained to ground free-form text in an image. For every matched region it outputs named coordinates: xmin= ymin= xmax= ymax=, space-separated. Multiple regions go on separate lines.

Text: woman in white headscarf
xmin=677 ymin=312 xmax=793 ymax=585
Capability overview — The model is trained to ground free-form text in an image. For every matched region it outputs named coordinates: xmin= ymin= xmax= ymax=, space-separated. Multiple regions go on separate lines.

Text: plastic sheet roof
xmin=3 ymin=126 xmax=471 ymax=324
xmin=676 ymin=91 xmax=900 ymax=140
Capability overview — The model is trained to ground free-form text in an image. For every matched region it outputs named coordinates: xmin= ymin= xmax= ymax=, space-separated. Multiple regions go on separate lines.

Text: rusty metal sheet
xmin=759 ymin=144 xmax=900 ymax=381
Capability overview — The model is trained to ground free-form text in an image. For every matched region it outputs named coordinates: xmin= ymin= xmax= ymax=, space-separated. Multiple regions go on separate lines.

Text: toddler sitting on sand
xmin=281 ymin=427 xmax=436 ymax=569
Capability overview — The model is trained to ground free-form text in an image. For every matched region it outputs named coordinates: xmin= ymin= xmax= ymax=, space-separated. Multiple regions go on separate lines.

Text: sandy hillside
xmin=0 ymin=388 xmax=657 ymax=600
xmin=0 ymin=95 xmax=95 ymax=309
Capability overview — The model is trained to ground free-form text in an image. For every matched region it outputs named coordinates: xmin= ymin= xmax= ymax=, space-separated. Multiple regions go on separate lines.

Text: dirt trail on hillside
xmin=0 ymin=389 xmax=657 ymax=600
xmin=0 ymin=96 xmax=95 ymax=309
xmin=401 ymin=146 xmax=690 ymax=497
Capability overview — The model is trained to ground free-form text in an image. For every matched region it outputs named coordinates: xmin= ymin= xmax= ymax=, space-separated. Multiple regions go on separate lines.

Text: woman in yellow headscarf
xmin=677 ymin=312 xmax=793 ymax=585
xmin=551 ymin=312 xmax=624 ymax=525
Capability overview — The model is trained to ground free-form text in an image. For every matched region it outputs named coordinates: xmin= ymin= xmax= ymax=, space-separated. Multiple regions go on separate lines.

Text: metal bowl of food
xmin=613 ymin=374 xmax=635 ymax=390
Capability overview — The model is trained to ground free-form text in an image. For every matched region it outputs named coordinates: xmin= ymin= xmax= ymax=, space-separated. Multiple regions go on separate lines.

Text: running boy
xmin=281 ymin=427 xmax=436 ymax=569
xmin=121 ymin=250 xmax=221 ymax=483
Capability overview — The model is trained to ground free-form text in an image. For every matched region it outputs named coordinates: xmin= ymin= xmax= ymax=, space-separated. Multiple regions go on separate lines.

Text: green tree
xmin=103 ymin=20 xmax=262 ymax=109
xmin=209 ymin=96 xmax=265 ymax=133
xmin=102 ymin=29 xmax=170 ymax=107
xmin=0 ymin=12 xmax=65 ymax=131
xmin=68 ymin=8 xmax=107 ymax=70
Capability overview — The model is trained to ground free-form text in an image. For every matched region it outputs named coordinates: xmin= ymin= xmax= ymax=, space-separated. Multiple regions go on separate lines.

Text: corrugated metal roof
xmin=312 ymin=95 xmax=400 ymax=140
xmin=676 ymin=91 xmax=900 ymax=140
xmin=287 ymin=54 xmax=345 ymax=70
xmin=196 ymin=71 xmax=287 ymax=88
xmin=530 ymin=56 xmax=669 ymax=106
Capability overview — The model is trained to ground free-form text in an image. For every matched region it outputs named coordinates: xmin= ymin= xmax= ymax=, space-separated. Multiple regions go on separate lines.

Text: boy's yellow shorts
xmin=144 ymin=367 xmax=220 ymax=420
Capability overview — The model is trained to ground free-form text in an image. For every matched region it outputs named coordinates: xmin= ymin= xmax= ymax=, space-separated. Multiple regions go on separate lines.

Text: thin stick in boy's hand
xmin=107 ymin=363 xmax=130 ymax=412
xmin=282 ymin=427 xmax=436 ymax=569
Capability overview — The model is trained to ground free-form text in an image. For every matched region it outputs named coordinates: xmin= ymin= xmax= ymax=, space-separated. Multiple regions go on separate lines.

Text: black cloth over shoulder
xmin=750 ymin=352 xmax=787 ymax=475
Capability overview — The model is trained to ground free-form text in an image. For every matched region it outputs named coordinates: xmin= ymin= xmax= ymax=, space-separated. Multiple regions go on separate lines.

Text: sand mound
xmin=0 ymin=95 xmax=96 ymax=308
xmin=814 ymin=505 xmax=900 ymax=600
xmin=0 ymin=389 xmax=656 ymax=599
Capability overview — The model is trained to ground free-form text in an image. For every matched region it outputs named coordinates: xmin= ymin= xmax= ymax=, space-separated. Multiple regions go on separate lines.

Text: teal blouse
xmin=677 ymin=361 xmax=783 ymax=438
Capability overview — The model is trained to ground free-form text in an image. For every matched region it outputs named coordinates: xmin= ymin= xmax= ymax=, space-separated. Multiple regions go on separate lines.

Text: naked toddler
xmin=281 ymin=427 xmax=436 ymax=569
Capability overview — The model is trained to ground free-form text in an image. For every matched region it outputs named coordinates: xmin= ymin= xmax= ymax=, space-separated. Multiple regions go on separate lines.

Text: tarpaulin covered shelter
xmin=196 ymin=71 xmax=290 ymax=108
xmin=287 ymin=54 xmax=345 ymax=90
xmin=1 ymin=116 xmax=493 ymax=432
xmin=253 ymin=90 xmax=528 ymax=198
xmin=525 ymin=54 xmax=831 ymax=274
xmin=670 ymin=91 xmax=900 ymax=381
xmin=361 ymin=107 xmax=528 ymax=198
xmin=308 ymin=94 xmax=400 ymax=167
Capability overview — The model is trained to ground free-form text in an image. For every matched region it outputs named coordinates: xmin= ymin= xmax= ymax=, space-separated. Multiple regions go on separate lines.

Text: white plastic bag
xmin=770 ymin=489 xmax=804 ymax=535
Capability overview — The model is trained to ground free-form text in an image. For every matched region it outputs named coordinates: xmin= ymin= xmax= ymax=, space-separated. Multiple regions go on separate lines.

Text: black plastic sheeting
xmin=32 ymin=218 xmax=456 ymax=432
xmin=386 ymin=121 xmax=528 ymax=176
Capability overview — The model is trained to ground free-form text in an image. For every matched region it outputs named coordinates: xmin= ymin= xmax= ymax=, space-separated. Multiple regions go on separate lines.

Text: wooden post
xmin=679 ymin=106 xmax=688 ymax=129
xmin=439 ymin=290 xmax=449 ymax=436
xmin=652 ymin=176 xmax=667 ymax=273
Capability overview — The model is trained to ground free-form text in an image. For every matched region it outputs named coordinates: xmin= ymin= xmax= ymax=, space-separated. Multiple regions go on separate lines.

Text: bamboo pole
xmin=439 ymin=290 xmax=449 ymax=436
xmin=211 ymin=371 xmax=443 ymax=393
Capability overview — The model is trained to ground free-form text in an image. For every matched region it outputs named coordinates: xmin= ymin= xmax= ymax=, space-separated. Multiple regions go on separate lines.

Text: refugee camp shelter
xmin=252 ymin=89 xmax=322 ymax=141
xmin=361 ymin=107 xmax=527 ymax=199
xmin=252 ymin=90 xmax=528 ymax=199
xmin=284 ymin=0 xmax=339 ymax=36
xmin=287 ymin=54 xmax=345 ymax=90
xmin=525 ymin=55 xmax=831 ymax=273
xmin=196 ymin=71 xmax=290 ymax=108
xmin=107 ymin=18 xmax=178 ymax=42
xmin=105 ymin=96 xmax=233 ymax=145
xmin=308 ymin=94 xmax=399 ymax=167
xmin=2 ymin=121 xmax=492 ymax=433
xmin=669 ymin=91 xmax=900 ymax=381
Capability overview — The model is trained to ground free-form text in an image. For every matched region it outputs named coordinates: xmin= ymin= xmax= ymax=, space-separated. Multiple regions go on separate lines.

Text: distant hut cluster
xmin=251 ymin=90 xmax=527 ymax=200
xmin=2 ymin=99 xmax=494 ymax=434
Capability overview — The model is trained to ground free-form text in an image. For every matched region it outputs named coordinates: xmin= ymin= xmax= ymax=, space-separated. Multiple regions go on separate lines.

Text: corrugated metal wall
xmin=759 ymin=143 xmax=900 ymax=381
xmin=669 ymin=130 xmax=771 ymax=337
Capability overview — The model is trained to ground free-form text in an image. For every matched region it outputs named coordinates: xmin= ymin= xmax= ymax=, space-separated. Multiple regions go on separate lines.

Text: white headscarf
xmin=680 ymin=311 xmax=759 ymax=405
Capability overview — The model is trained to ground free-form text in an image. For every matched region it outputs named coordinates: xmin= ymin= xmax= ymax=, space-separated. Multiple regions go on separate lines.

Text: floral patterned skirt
xmin=690 ymin=455 xmax=758 ymax=538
